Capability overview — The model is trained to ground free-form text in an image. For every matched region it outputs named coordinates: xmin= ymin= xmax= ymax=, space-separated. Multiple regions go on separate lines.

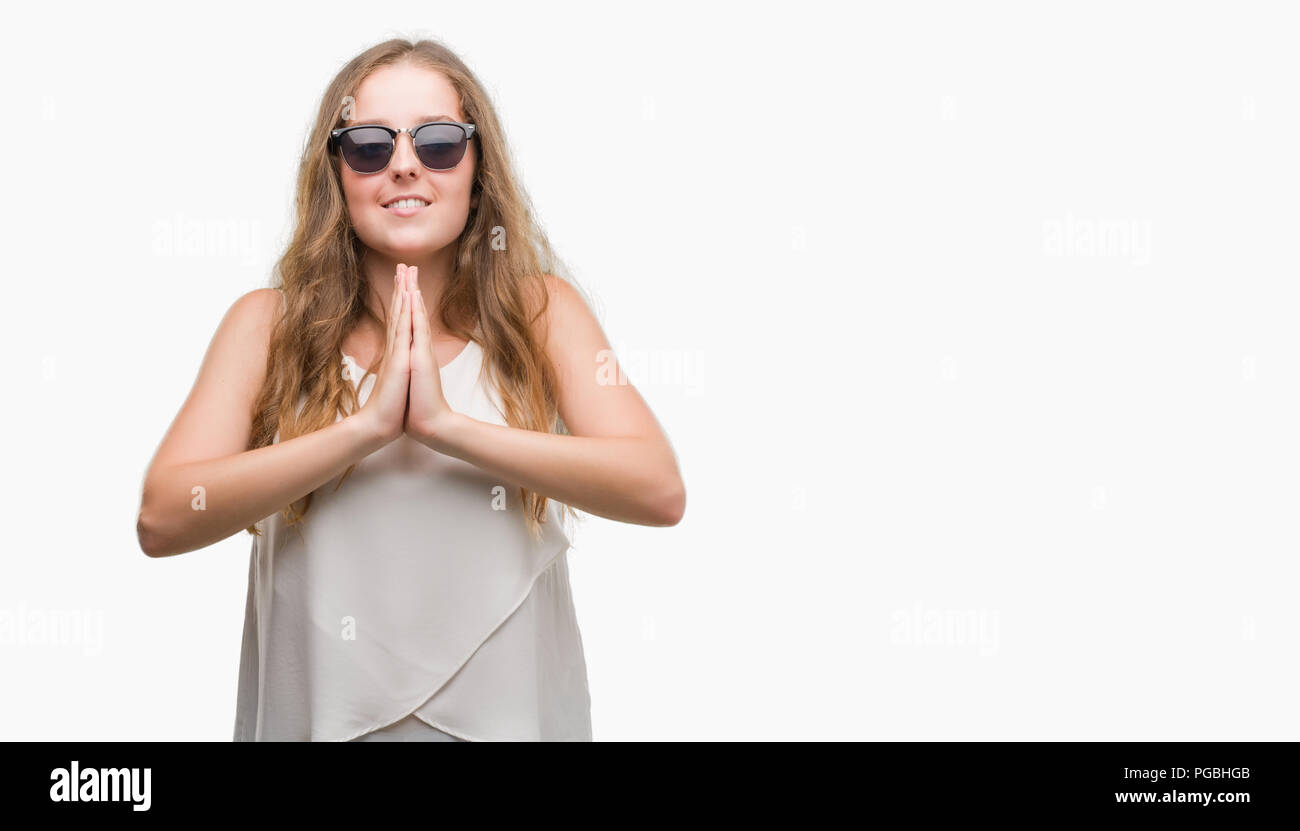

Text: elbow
xmin=137 ymin=511 xmax=163 ymax=557
xmin=136 ymin=505 xmax=173 ymax=558
xmin=650 ymin=477 xmax=686 ymax=527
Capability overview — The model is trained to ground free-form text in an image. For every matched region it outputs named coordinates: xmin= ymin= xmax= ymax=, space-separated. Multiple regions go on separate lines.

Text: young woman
xmin=136 ymin=38 xmax=686 ymax=742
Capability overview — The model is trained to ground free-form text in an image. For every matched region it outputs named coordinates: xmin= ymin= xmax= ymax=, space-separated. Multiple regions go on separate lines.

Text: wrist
xmin=417 ymin=410 xmax=467 ymax=452
xmin=348 ymin=411 xmax=395 ymax=454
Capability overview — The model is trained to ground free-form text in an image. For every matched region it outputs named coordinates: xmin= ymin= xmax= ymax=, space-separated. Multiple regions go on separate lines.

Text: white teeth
xmin=386 ymin=198 xmax=429 ymax=209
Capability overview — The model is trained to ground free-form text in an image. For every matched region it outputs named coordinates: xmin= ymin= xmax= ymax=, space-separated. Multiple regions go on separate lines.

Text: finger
xmin=387 ymin=264 xmax=407 ymax=353
xmin=397 ymin=270 xmax=413 ymax=368
xmin=385 ymin=266 xmax=401 ymax=347
xmin=411 ymin=285 xmax=428 ymax=362
xmin=384 ymin=285 xmax=406 ymax=371
xmin=407 ymin=267 xmax=417 ymax=335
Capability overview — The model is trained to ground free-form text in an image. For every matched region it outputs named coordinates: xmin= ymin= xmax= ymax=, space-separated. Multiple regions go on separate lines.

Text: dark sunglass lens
xmin=339 ymin=127 xmax=394 ymax=173
xmin=413 ymin=124 xmax=468 ymax=170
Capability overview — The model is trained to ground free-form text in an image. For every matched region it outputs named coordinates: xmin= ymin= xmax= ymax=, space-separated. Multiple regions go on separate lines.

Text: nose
xmin=388 ymin=130 xmax=421 ymax=178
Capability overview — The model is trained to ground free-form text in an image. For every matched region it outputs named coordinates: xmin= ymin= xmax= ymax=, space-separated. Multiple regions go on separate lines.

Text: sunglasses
xmin=329 ymin=121 xmax=477 ymax=174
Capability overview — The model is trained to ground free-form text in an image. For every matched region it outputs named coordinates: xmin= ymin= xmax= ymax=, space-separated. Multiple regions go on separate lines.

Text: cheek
xmin=451 ymin=167 xmax=476 ymax=206
xmin=341 ymin=174 xmax=382 ymax=226
xmin=341 ymin=172 xmax=366 ymax=206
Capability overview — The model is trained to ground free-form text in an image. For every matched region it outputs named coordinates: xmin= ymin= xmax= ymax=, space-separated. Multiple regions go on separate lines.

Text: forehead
xmin=348 ymin=63 xmax=464 ymax=125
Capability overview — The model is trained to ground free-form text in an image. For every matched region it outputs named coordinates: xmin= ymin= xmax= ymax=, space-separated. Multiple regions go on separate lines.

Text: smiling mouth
xmin=383 ymin=198 xmax=431 ymax=210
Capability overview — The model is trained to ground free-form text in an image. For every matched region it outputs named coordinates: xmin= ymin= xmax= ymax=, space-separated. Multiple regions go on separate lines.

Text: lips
xmin=381 ymin=194 xmax=432 ymax=208
xmin=382 ymin=197 xmax=430 ymax=218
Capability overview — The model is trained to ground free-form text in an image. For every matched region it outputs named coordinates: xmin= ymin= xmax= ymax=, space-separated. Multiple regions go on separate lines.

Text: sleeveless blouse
xmin=233 ymin=290 xmax=592 ymax=741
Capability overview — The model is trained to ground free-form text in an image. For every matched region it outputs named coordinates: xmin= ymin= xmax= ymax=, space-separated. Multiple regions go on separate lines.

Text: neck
xmin=361 ymin=247 xmax=455 ymax=332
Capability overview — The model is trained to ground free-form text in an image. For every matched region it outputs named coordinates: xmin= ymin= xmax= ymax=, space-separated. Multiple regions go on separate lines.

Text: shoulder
xmin=224 ymin=288 xmax=286 ymax=335
xmin=540 ymin=272 xmax=581 ymax=304
xmin=530 ymin=273 xmax=597 ymax=345
xmin=526 ymin=274 xmax=612 ymax=393
xmin=208 ymin=289 xmax=286 ymax=374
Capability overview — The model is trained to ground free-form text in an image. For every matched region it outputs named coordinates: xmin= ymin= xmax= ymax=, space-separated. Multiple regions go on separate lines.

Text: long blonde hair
xmin=246 ymin=37 xmax=580 ymax=541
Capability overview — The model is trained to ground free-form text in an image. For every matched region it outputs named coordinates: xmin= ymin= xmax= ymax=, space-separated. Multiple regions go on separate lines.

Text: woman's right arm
xmin=136 ymin=285 xmax=405 ymax=557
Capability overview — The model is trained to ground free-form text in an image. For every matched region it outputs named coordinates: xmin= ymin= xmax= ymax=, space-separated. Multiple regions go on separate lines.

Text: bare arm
xmin=413 ymin=275 xmax=686 ymax=527
xmin=429 ymin=417 xmax=683 ymax=526
xmin=138 ymin=416 xmax=385 ymax=557
xmin=136 ymin=284 xmax=411 ymax=557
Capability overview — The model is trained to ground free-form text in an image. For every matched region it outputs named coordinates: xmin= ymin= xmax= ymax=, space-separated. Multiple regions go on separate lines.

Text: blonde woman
xmin=136 ymin=38 xmax=685 ymax=742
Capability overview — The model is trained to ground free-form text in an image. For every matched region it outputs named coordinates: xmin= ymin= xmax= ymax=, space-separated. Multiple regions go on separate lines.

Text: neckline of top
xmin=342 ymin=338 xmax=478 ymax=379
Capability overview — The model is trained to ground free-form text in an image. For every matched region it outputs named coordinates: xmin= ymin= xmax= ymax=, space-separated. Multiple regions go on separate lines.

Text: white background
xmin=1 ymin=0 xmax=1296 ymax=740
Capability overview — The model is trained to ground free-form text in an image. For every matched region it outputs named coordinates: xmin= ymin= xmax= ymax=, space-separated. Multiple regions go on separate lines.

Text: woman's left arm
xmin=408 ymin=274 xmax=685 ymax=527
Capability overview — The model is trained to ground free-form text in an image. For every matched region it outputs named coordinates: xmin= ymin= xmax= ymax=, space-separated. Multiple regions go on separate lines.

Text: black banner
xmin=3 ymin=741 xmax=1289 ymax=817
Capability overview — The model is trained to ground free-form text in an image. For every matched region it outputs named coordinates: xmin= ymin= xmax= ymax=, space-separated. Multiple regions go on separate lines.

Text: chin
xmin=384 ymin=237 xmax=443 ymax=256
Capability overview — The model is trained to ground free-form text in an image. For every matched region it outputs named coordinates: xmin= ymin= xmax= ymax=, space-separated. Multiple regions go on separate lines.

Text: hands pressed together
xmin=357 ymin=264 xmax=457 ymax=447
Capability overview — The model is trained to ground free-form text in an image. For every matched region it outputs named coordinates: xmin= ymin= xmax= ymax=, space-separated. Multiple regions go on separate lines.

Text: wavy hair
xmin=245 ymin=37 xmax=580 ymax=542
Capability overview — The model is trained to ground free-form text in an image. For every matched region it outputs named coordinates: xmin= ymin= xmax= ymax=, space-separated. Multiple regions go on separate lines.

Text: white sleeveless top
xmin=233 ymin=293 xmax=592 ymax=741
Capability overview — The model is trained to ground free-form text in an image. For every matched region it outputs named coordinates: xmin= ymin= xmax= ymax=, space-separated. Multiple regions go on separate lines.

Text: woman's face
xmin=338 ymin=62 xmax=476 ymax=261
